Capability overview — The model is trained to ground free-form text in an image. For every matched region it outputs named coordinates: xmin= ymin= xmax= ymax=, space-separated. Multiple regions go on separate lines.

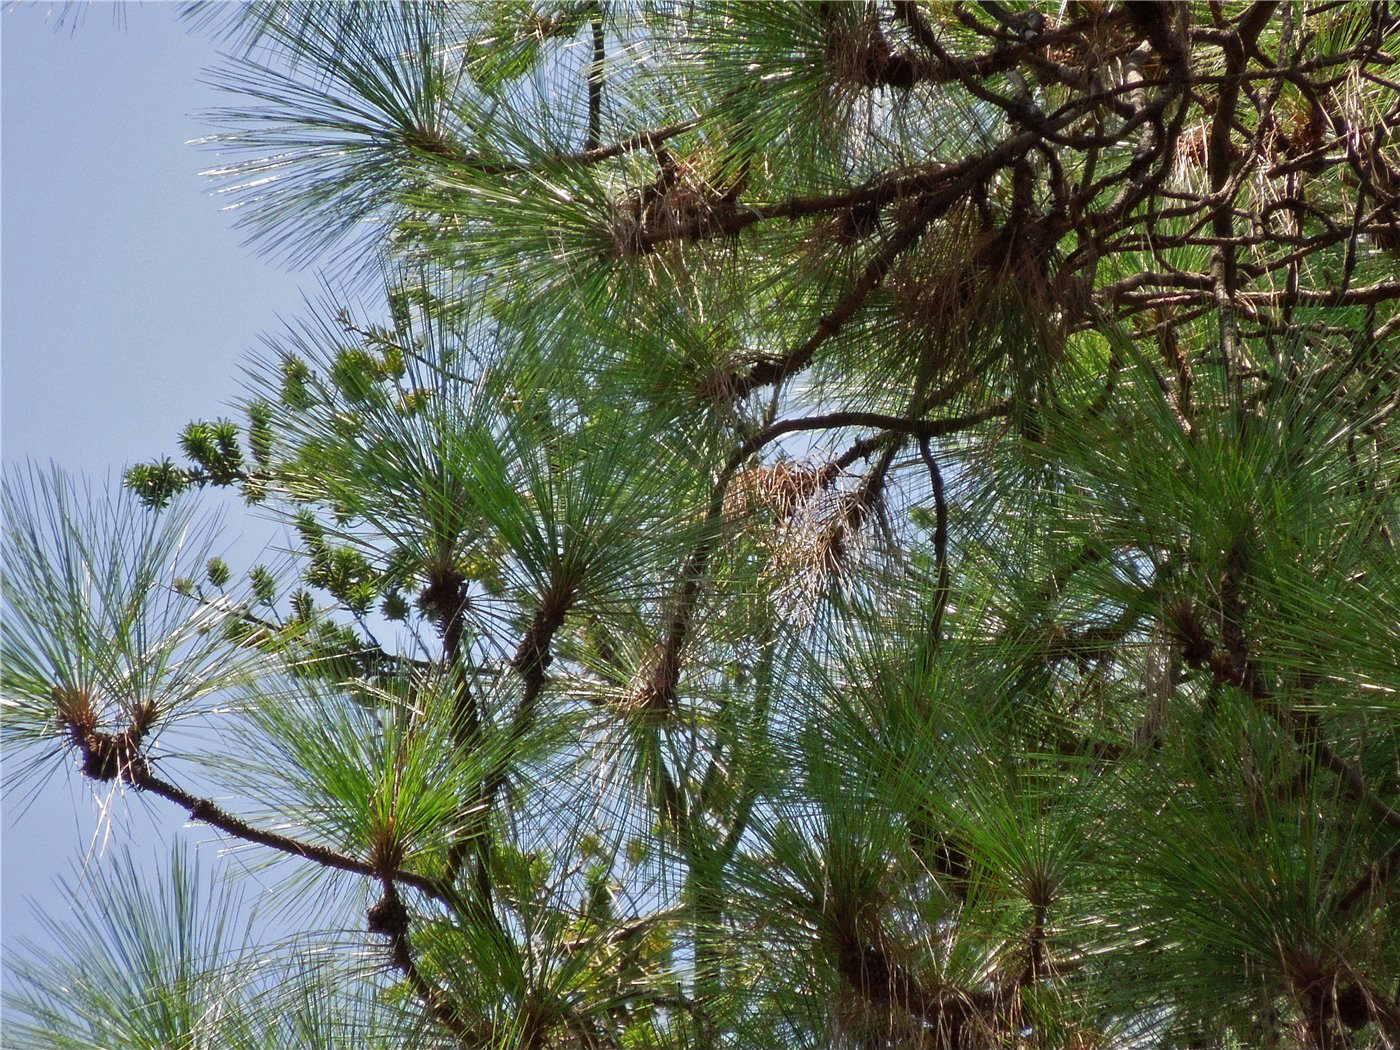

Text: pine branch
xmin=368 ymin=876 xmax=479 ymax=1044
xmin=918 ymin=436 xmax=950 ymax=642
xmin=82 ymin=745 xmax=452 ymax=903
xmin=584 ymin=1 xmax=605 ymax=152
xmin=1171 ymin=601 xmax=1400 ymax=833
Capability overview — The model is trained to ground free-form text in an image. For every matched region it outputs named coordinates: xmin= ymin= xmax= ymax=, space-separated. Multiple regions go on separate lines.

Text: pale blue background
xmin=2 ymin=1 xmax=321 ymax=981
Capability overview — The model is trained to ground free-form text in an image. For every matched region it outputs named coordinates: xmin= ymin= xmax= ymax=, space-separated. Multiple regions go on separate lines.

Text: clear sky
xmin=2 ymin=2 xmax=321 ymax=978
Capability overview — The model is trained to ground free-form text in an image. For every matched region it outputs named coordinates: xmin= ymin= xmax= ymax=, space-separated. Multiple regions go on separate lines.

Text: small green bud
xmin=249 ymin=565 xmax=277 ymax=606
xmin=180 ymin=420 xmax=244 ymax=484
xmin=179 ymin=422 xmax=217 ymax=466
xmin=124 ymin=459 xmax=191 ymax=510
xmin=331 ymin=410 xmax=363 ymax=436
xmin=378 ymin=345 xmax=406 ymax=378
xmin=398 ymin=388 xmax=431 ymax=416
xmin=381 ymin=591 xmax=410 ymax=621
xmin=247 ymin=400 xmax=274 ymax=465
xmin=281 ymin=355 xmax=314 ymax=410
xmin=585 ymin=865 xmax=613 ymax=921
xmin=241 ymin=475 xmax=268 ymax=505
xmin=290 ymin=589 xmax=316 ymax=623
xmin=294 ymin=510 xmax=325 ymax=553
xmin=346 ymin=581 xmax=377 ymax=615
xmin=223 ymin=613 xmax=258 ymax=644
xmin=331 ymin=347 xmax=378 ymax=403
xmin=388 ymin=290 xmax=411 ymax=332
xmin=205 ymin=557 xmax=231 ymax=589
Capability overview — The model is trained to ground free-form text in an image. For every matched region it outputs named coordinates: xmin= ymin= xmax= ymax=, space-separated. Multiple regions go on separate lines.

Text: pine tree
xmin=5 ymin=4 xmax=1400 ymax=1047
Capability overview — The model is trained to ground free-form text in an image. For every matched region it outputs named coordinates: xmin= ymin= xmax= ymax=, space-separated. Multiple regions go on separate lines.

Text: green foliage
xmin=1 ymin=467 xmax=260 ymax=785
xmin=180 ymin=419 xmax=246 ymax=483
xmin=246 ymin=399 xmax=275 ymax=465
xmin=249 ymin=563 xmax=277 ymax=605
xmin=206 ymin=556 xmax=232 ymax=589
xmin=124 ymin=456 xmax=193 ymax=509
xmin=280 ymin=354 xmax=315 ymax=410
xmin=3 ymin=844 xmax=428 ymax=1050
xmin=7 ymin=4 xmax=1400 ymax=1049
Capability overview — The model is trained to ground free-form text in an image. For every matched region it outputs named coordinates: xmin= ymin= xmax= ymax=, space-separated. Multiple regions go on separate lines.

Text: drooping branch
xmin=48 ymin=685 xmax=431 ymax=901
xmin=66 ymin=724 xmax=453 ymax=903
xmin=368 ymin=876 xmax=478 ymax=1043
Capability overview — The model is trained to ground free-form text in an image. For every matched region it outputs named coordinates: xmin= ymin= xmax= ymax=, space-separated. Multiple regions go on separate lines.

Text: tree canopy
xmin=4 ymin=3 xmax=1400 ymax=1047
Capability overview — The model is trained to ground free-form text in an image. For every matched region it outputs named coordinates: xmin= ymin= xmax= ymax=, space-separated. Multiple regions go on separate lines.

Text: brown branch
xmin=1336 ymin=836 xmax=1400 ymax=916
xmin=832 ymin=918 xmax=998 ymax=1048
xmin=1207 ymin=1 xmax=1279 ymax=393
xmin=87 ymin=748 xmax=453 ymax=903
xmin=918 ymin=436 xmax=950 ymax=642
xmin=1170 ymin=604 xmax=1400 ymax=833
xmin=584 ymin=2 xmax=605 ymax=152
xmin=1020 ymin=902 xmax=1048 ymax=986
xmin=731 ymin=183 xmax=986 ymax=397
xmin=885 ymin=5 xmax=1133 ymax=91
xmin=1107 ymin=279 xmax=1400 ymax=312
xmin=569 ymin=119 xmax=699 ymax=167
xmin=731 ymin=403 xmax=1014 ymax=466
xmin=368 ymin=876 xmax=478 ymax=1043
xmin=626 ymin=121 xmax=1041 ymax=254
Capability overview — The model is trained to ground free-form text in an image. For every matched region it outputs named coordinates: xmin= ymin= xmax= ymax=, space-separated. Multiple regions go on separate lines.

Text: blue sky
xmin=2 ymin=3 xmax=321 ymax=973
